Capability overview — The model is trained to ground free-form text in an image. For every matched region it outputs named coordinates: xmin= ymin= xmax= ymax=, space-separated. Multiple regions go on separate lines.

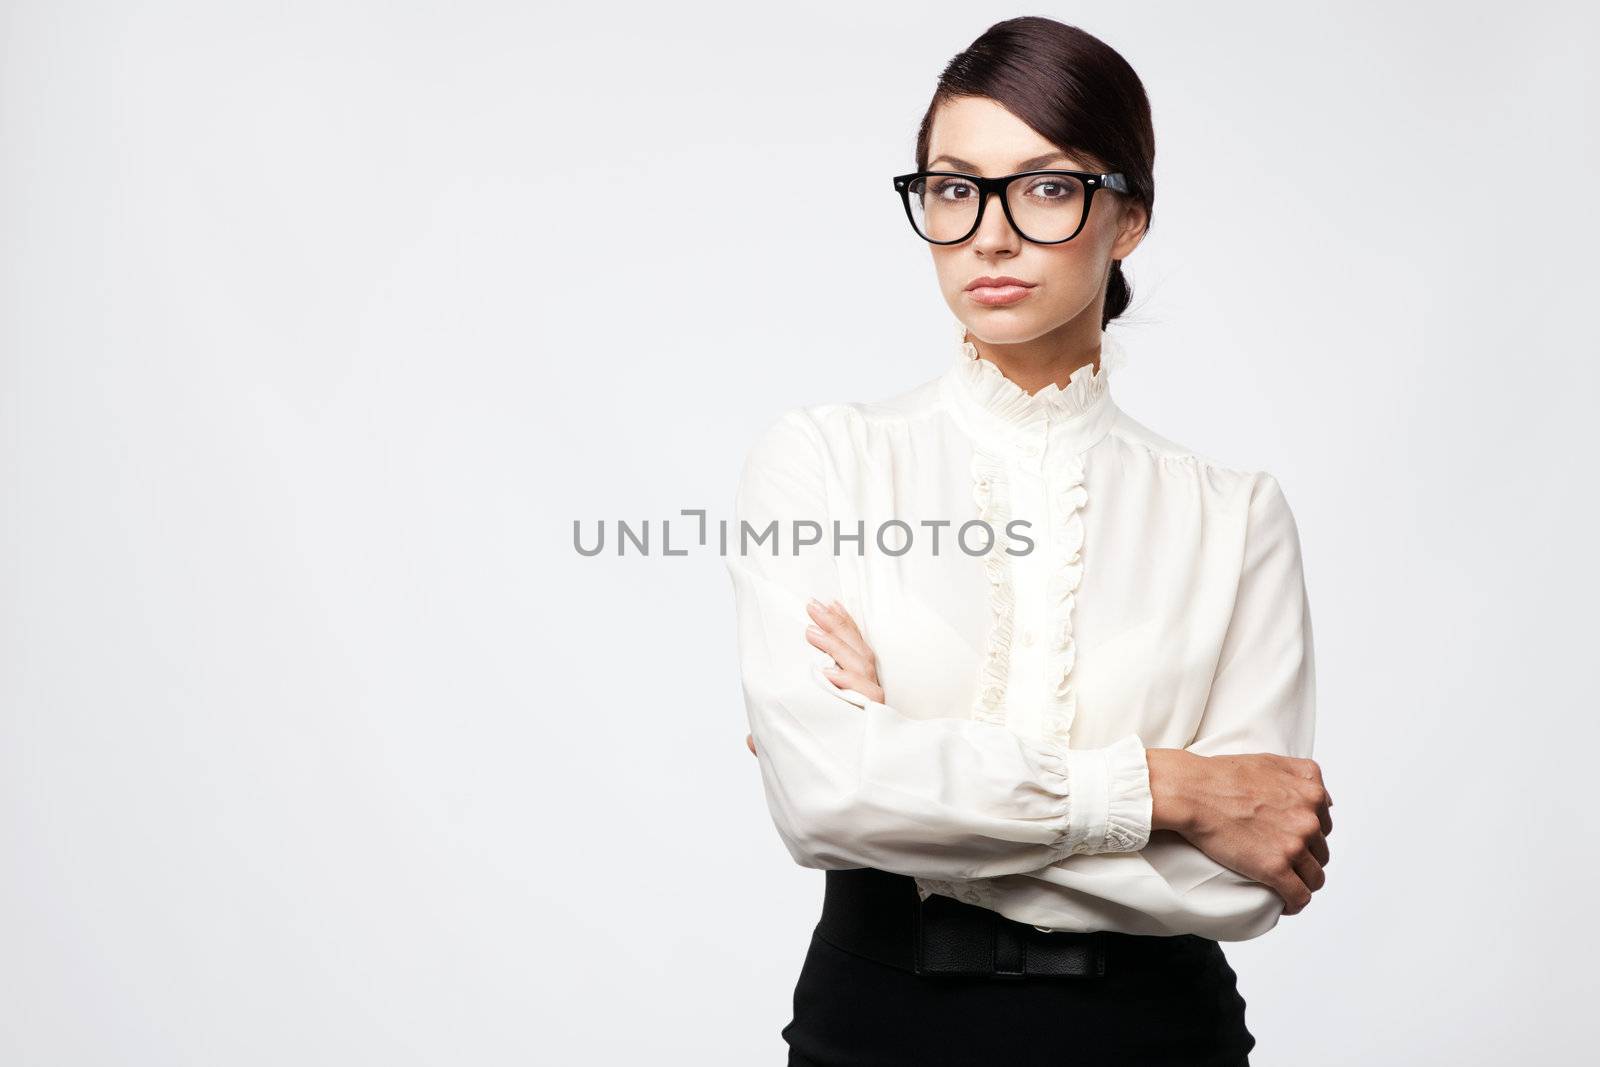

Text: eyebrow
xmin=929 ymin=151 xmax=1081 ymax=174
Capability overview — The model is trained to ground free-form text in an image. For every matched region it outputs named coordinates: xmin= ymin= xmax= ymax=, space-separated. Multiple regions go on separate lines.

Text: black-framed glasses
xmin=891 ymin=169 xmax=1130 ymax=245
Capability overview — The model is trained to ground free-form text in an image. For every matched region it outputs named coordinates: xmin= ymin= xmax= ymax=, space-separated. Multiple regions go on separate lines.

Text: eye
xmin=930 ymin=178 xmax=977 ymax=201
xmin=1024 ymin=177 xmax=1080 ymax=201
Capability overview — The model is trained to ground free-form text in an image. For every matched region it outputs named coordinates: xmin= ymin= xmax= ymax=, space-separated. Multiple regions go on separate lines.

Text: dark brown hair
xmin=914 ymin=18 xmax=1156 ymax=329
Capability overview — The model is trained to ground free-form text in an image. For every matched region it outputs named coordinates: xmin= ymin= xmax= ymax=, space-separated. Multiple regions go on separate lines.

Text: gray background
xmin=3 ymin=1 xmax=1596 ymax=1062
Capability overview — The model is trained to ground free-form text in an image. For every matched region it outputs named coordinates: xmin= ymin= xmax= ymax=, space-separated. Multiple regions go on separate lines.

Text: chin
xmin=960 ymin=304 xmax=1053 ymax=338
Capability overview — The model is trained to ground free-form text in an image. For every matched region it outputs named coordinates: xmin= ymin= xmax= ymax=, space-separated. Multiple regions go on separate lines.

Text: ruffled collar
xmin=940 ymin=318 xmax=1124 ymax=459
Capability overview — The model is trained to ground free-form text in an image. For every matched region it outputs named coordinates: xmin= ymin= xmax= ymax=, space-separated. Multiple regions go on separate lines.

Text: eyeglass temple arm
xmin=1099 ymin=173 xmax=1130 ymax=193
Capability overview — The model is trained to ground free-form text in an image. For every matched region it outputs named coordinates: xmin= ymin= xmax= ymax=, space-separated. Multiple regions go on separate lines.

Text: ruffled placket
xmin=1040 ymin=450 xmax=1090 ymax=746
xmin=968 ymin=446 xmax=1014 ymax=728
xmin=939 ymin=318 xmax=1125 ymax=748
xmin=916 ymin=322 xmax=1125 ymax=908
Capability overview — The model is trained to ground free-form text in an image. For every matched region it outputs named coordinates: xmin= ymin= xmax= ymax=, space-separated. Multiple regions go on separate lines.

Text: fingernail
xmin=806 ymin=625 xmax=823 ymax=637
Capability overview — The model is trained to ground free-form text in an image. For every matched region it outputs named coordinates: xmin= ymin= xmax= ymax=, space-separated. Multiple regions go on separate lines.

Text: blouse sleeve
xmin=1186 ymin=471 xmax=1316 ymax=760
xmin=725 ymin=410 xmax=1153 ymax=882
xmin=980 ymin=470 xmax=1318 ymax=940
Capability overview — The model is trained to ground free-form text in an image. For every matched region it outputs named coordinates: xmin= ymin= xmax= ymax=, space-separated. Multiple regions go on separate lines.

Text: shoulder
xmin=1103 ymin=406 xmax=1299 ymax=519
xmin=738 ymin=374 xmax=946 ymax=464
xmin=1104 ymin=406 xmax=1246 ymax=475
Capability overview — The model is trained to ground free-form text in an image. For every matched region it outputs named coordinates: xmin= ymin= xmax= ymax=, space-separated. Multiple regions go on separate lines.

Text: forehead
xmin=927 ymin=96 xmax=1091 ymax=172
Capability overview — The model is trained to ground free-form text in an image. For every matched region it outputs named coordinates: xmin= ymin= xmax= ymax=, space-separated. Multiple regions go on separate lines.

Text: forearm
xmin=1146 ymin=746 xmax=1203 ymax=834
xmin=938 ymin=839 xmax=1291 ymax=942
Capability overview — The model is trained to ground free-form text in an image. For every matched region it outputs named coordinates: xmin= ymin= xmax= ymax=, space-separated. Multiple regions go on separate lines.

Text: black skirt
xmin=782 ymin=870 xmax=1256 ymax=1066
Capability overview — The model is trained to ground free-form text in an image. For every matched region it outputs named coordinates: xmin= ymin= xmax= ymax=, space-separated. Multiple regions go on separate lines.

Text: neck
xmin=961 ymin=319 xmax=1104 ymax=396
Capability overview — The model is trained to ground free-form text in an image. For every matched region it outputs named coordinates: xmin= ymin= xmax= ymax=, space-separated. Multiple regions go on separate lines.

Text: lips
xmin=965 ymin=276 xmax=1036 ymax=307
xmin=966 ymin=275 xmax=1034 ymax=290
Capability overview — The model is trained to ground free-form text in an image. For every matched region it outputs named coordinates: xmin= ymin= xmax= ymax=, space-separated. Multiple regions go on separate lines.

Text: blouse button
xmin=1019 ymin=628 xmax=1037 ymax=647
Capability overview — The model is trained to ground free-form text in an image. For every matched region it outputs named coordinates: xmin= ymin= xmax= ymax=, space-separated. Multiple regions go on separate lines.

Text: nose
xmin=968 ymin=188 xmax=1022 ymax=256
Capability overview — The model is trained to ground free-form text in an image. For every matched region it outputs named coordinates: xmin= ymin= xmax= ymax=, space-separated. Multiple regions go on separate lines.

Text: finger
xmin=1273 ymin=867 xmax=1314 ymax=916
xmin=807 ymin=599 xmax=871 ymax=661
xmin=822 ymin=667 xmax=884 ymax=705
xmin=806 ymin=624 xmax=871 ymax=676
xmin=820 ymin=602 xmax=881 ymax=684
xmin=746 ymin=733 xmax=756 ymax=756
xmin=805 ymin=623 xmax=868 ymax=673
xmin=827 ymin=599 xmax=871 ymax=650
xmin=1292 ymin=850 xmax=1326 ymax=894
xmin=1297 ymin=779 xmax=1333 ymax=837
xmin=1306 ymin=828 xmax=1329 ymax=868
xmin=1296 ymin=756 xmax=1324 ymax=783
xmin=806 ymin=600 xmax=863 ymax=661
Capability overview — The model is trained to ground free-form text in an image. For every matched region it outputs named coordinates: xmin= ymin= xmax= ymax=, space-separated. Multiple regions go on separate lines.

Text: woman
xmin=725 ymin=17 xmax=1332 ymax=1066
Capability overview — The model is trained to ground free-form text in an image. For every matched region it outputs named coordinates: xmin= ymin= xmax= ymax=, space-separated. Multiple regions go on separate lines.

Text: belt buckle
xmin=1024 ymin=926 xmax=1107 ymax=978
xmin=913 ymin=893 xmax=1106 ymax=979
xmin=913 ymin=892 xmax=996 ymax=977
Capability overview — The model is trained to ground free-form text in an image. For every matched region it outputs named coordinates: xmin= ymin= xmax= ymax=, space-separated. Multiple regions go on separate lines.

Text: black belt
xmin=816 ymin=867 xmax=1210 ymax=979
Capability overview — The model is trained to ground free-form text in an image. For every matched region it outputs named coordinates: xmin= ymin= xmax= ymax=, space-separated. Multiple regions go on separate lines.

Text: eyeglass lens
xmin=906 ymin=173 xmax=1089 ymax=243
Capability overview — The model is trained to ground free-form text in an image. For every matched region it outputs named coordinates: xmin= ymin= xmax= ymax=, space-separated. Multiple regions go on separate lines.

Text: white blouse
xmin=725 ymin=319 xmax=1316 ymax=942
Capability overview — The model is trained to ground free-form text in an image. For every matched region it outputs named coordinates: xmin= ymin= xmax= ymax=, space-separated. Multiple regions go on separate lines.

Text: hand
xmin=747 ymin=598 xmax=881 ymax=757
xmin=1147 ymin=748 xmax=1333 ymax=916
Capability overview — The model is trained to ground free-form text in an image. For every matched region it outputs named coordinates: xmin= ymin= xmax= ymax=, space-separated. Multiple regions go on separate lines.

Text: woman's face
xmin=923 ymin=96 xmax=1148 ymax=344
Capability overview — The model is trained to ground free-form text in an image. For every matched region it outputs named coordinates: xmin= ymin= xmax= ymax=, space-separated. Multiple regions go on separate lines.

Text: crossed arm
xmin=745 ymin=597 xmax=1333 ymax=916
xmin=728 ymin=411 xmax=1331 ymax=930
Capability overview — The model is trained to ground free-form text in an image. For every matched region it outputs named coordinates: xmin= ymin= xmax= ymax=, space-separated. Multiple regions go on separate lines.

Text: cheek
xmin=1079 ymin=198 xmax=1126 ymax=256
xmin=930 ymin=247 xmax=965 ymax=298
xmin=1034 ymin=242 xmax=1107 ymax=303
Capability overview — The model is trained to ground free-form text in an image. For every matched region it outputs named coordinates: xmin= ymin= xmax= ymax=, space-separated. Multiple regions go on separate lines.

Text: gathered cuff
xmin=1059 ymin=733 xmax=1153 ymax=855
xmin=912 ymin=733 xmax=1152 ymax=906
